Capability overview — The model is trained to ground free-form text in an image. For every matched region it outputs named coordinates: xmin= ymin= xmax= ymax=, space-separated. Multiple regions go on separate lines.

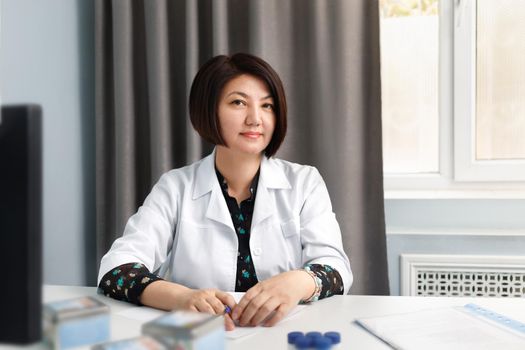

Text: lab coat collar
xmin=193 ymin=148 xmax=291 ymax=229
xmin=252 ymin=154 xmax=291 ymax=228
xmin=193 ymin=149 xmax=233 ymax=231
xmin=259 ymin=154 xmax=292 ymax=190
xmin=193 ymin=149 xmax=217 ymax=200
xmin=193 ymin=148 xmax=291 ymax=199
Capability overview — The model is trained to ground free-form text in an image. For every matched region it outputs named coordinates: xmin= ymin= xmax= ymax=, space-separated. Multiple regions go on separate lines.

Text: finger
xmin=263 ymin=303 xmax=290 ymax=327
xmin=238 ymin=292 xmax=272 ymax=327
xmin=232 ymin=285 xmax=260 ymax=321
xmin=224 ymin=313 xmax=236 ymax=331
xmin=250 ymin=297 xmax=280 ymax=326
xmin=206 ymin=296 xmax=227 ymax=315
xmin=215 ymin=291 xmax=237 ymax=309
xmin=194 ymin=299 xmax=215 ymax=314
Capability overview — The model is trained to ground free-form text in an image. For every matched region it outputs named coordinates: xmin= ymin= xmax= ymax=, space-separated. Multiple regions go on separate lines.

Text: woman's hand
xmin=141 ymin=282 xmax=237 ymax=331
xmin=231 ymin=270 xmax=315 ymax=327
xmin=176 ymin=288 xmax=234 ymax=313
xmin=176 ymin=288 xmax=237 ymax=331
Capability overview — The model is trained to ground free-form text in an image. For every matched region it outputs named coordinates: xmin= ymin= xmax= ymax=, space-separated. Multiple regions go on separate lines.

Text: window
xmin=380 ymin=0 xmax=439 ymax=176
xmin=380 ymin=0 xmax=525 ymax=195
xmin=455 ymin=0 xmax=525 ymax=181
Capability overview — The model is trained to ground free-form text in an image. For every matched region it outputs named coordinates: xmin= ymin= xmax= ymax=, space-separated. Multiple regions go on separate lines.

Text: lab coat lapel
xmin=252 ymin=179 xmax=273 ymax=229
xmin=251 ymin=156 xmax=291 ymax=228
xmin=206 ymin=186 xmax=235 ymax=232
xmin=193 ymin=149 xmax=235 ymax=232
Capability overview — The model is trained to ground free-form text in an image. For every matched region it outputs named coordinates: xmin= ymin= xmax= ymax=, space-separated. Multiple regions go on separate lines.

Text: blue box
xmin=142 ymin=311 xmax=225 ymax=350
xmin=92 ymin=335 xmax=167 ymax=350
xmin=43 ymin=296 xmax=110 ymax=349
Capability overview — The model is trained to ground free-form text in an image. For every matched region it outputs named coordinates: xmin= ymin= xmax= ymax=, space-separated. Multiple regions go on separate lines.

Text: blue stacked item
xmin=287 ymin=331 xmax=341 ymax=349
xmin=312 ymin=336 xmax=332 ymax=350
xmin=324 ymin=332 xmax=341 ymax=346
xmin=293 ymin=335 xmax=311 ymax=350
xmin=288 ymin=331 xmax=304 ymax=345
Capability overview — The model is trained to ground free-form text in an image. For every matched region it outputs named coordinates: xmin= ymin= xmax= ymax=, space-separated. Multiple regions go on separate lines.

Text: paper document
xmin=355 ymin=304 xmax=525 ymax=350
xmin=226 ymin=292 xmax=307 ymax=339
xmin=117 ymin=292 xmax=307 ymax=340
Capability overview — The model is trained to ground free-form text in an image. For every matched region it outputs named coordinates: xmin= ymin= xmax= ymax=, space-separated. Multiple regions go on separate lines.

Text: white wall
xmin=1 ymin=0 xmax=94 ymax=285
xmin=385 ymin=199 xmax=525 ymax=295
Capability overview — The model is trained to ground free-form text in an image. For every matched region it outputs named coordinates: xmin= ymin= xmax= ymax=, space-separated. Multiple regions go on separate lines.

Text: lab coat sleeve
xmin=97 ymin=171 xmax=179 ymax=285
xmin=299 ymin=167 xmax=353 ymax=294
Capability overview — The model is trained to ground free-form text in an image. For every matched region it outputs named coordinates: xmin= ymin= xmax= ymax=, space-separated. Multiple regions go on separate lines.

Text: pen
xmin=224 ymin=305 xmax=232 ymax=315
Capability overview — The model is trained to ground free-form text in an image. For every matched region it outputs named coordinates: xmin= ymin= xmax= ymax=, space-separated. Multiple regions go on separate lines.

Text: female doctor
xmin=98 ymin=53 xmax=352 ymax=330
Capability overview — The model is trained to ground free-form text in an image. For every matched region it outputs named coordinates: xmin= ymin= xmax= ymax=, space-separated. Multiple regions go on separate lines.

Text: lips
xmin=241 ymin=132 xmax=262 ymax=138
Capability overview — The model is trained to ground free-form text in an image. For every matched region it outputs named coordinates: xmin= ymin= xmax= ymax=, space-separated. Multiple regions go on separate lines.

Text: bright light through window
xmin=476 ymin=0 xmax=525 ymax=161
xmin=380 ymin=0 xmax=440 ymax=175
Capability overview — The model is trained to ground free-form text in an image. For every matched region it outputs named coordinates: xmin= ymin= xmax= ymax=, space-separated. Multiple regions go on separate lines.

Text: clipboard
xmin=355 ymin=303 xmax=525 ymax=350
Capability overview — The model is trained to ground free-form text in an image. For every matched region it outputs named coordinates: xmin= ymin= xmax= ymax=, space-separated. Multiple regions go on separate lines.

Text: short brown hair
xmin=189 ymin=53 xmax=287 ymax=157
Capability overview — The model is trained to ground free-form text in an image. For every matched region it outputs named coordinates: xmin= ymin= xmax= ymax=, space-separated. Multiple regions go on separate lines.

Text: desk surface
xmin=3 ymin=286 xmax=525 ymax=349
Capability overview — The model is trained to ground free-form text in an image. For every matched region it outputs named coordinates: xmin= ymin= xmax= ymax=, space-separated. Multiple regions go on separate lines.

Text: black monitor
xmin=0 ymin=104 xmax=42 ymax=344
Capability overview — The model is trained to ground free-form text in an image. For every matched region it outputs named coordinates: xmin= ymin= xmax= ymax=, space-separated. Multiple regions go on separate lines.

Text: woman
xmin=98 ymin=53 xmax=352 ymax=330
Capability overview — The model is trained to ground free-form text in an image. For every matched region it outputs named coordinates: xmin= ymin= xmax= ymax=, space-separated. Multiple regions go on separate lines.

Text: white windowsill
xmin=386 ymin=227 xmax=525 ymax=236
xmin=384 ymin=189 xmax=525 ymax=199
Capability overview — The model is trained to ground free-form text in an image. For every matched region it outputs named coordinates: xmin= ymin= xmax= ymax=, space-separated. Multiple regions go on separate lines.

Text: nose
xmin=245 ymin=104 xmax=261 ymax=126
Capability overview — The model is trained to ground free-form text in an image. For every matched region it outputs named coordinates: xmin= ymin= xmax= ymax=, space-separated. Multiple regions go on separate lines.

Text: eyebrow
xmin=226 ymin=91 xmax=273 ymax=100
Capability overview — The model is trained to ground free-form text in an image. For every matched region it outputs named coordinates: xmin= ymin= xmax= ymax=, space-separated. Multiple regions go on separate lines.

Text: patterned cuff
xmin=98 ymin=262 xmax=163 ymax=305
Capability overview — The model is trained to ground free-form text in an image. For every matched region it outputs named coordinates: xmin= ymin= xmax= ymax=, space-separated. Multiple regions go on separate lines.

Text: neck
xmin=215 ymin=146 xmax=262 ymax=198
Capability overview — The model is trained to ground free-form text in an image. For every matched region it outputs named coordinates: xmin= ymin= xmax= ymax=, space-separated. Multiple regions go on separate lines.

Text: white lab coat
xmin=98 ymin=149 xmax=352 ymax=293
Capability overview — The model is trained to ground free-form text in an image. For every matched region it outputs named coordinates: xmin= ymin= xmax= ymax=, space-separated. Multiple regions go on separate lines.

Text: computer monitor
xmin=0 ymin=104 xmax=42 ymax=344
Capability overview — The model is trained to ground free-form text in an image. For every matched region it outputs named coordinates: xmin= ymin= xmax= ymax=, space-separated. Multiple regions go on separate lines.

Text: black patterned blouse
xmin=215 ymin=167 xmax=260 ymax=292
xmin=98 ymin=168 xmax=344 ymax=304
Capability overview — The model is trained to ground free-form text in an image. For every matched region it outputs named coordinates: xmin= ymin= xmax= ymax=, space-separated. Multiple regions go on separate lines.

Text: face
xmin=217 ymin=74 xmax=276 ymax=156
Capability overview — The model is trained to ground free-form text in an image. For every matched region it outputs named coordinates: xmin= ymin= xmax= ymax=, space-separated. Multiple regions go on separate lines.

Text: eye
xmin=262 ymin=103 xmax=274 ymax=111
xmin=230 ymin=99 xmax=246 ymax=106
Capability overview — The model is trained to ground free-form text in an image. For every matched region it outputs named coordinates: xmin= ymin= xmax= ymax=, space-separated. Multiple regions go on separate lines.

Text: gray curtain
xmin=94 ymin=0 xmax=389 ymax=295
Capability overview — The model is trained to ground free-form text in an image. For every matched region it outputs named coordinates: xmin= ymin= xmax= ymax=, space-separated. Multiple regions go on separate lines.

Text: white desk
xmin=3 ymin=286 xmax=525 ymax=349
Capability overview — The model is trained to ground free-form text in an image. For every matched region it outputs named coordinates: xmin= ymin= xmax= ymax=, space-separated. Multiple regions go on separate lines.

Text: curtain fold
xmin=95 ymin=0 xmax=389 ymax=295
xmin=144 ymin=0 xmax=173 ymax=177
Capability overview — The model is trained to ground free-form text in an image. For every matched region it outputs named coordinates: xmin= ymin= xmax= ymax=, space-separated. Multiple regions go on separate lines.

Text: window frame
xmin=383 ymin=0 xmax=525 ymax=197
xmin=454 ymin=0 xmax=525 ymax=182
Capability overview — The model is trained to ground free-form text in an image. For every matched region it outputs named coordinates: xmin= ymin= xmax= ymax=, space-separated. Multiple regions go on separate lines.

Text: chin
xmin=233 ymin=144 xmax=267 ymax=156
xmin=240 ymin=148 xmax=265 ymax=156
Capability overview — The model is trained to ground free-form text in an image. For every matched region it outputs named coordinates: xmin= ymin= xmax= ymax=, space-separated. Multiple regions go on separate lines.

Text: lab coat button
xmin=253 ymin=247 xmax=262 ymax=256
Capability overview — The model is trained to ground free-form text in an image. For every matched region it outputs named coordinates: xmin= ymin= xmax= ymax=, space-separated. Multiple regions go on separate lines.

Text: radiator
xmin=400 ymin=254 xmax=525 ymax=297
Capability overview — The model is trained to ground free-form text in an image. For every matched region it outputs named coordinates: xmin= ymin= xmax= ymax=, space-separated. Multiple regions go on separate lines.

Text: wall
xmin=0 ymin=0 xmax=94 ymax=285
xmin=385 ymin=199 xmax=525 ymax=295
